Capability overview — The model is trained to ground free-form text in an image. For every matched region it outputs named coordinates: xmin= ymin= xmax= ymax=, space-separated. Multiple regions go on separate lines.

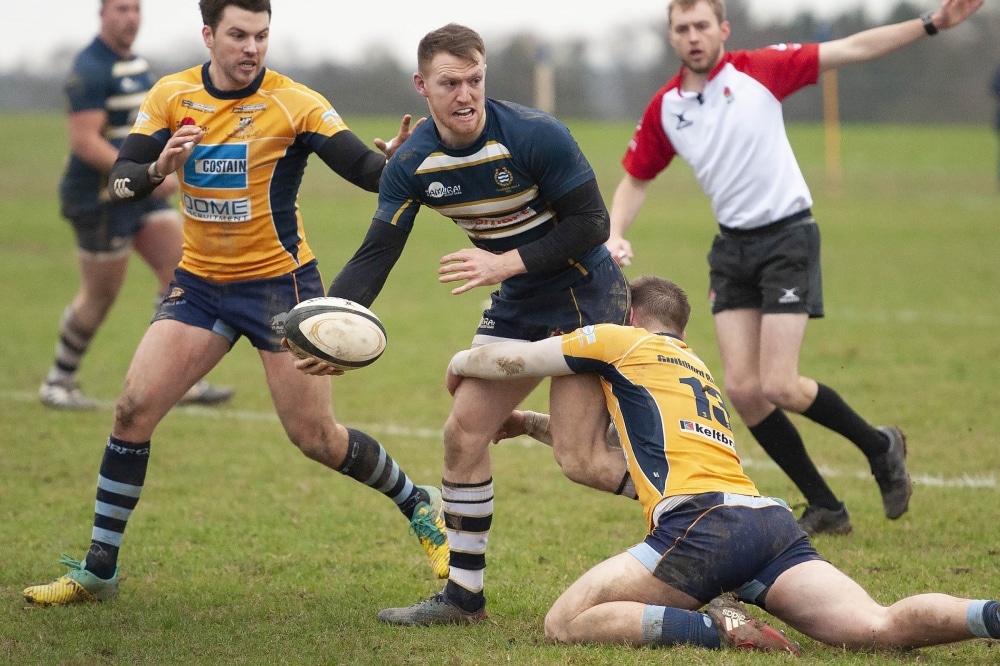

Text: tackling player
xmin=446 ymin=275 xmax=1000 ymax=656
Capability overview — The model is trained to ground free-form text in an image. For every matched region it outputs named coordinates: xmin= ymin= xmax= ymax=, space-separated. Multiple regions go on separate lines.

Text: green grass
xmin=2 ymin=111 xmax=999 ymax=665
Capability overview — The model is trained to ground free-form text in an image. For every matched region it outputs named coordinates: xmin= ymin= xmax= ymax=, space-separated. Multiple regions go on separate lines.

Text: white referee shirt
xmin=623 ymin=43 xmax=821 ymax=230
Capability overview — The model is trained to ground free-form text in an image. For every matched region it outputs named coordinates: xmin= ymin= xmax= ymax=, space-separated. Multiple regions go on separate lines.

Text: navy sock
xmin=983 ymin=601 xmax=1000 ymax=638
xmin=645 ymin=606 xmax=721 ymax=648
xmin=85 ymin=436 xmax=150 ymax=578
xmin=336 ymin=428 xmax=425 ymax=520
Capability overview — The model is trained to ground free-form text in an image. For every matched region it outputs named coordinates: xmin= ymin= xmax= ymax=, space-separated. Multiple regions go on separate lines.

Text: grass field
xmin=1 ymin=111 xmax=999 ymax=665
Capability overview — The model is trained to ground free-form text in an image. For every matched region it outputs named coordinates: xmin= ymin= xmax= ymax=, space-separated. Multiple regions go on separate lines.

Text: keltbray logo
xmin=426 ymin=182 xmax=462 ymax=199
xmin=679 ymin=420 xmax=735 ymax=448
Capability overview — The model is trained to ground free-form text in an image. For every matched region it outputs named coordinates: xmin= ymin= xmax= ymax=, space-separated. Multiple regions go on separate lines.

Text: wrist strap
xmin=147 ymin=161 xmax=165 ymax=184
xmin=921 ymin=11 xmax=939 ymax=36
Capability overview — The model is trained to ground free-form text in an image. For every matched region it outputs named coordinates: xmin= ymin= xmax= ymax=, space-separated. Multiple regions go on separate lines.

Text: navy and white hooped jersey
xmin=623 ymin=44 xmax=820 ymax=230
xmin=378 ymin=98 xmax=607 ymax=297
xmin=60 ymin=37 xmax=157 ymax=208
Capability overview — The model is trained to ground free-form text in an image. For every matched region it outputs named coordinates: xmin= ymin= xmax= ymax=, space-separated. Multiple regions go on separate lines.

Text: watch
xmin=920 ymin=11 xmax=939 ymax=36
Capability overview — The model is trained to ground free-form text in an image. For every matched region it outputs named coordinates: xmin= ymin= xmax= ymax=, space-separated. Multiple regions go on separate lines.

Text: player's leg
xmin=133 ymin=207 xmax=234 ymax=406
xmin=24 ymin=318 xmax=230 ymax=606
xmin=379 ymin=374 xmax=539 ymax=624
xmin=41 ymin=205 xmax=131 ymax=409
xmin=259 ymin=348 xmax=447 ymax=577
xmin=766 ymin=560 xmax=1000 ymax=649
xmin=545 ymin=552 xmax=703 ymax=645
xmin=715 ymin=309 xmax=848 ymax=533
xmin=759 ymin=220 xmax=910 ymax=520
xmin=547 ymin=552 xmax=799 ymax=653
xmin=549 ymin=373 xmax=631 ymax=495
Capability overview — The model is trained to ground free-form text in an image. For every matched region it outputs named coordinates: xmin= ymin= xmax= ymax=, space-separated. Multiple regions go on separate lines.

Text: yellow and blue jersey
xmin=129 ymin=64 xmax=352 ymax=281
xmin=560 ymin=324 xmax=759 ymax=528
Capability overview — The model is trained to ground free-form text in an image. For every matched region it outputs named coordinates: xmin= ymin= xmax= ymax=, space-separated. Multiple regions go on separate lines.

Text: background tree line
xmin=2 ymin=1 xmax=998 ymax=125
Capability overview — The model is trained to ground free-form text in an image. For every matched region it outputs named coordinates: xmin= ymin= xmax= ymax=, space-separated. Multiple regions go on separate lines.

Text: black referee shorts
xmin=707 ymin=213 xmax=824 ymax=318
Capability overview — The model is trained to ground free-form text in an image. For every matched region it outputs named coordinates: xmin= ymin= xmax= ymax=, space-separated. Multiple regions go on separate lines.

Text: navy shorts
xmin=153 ymin=261 xmax=325 ymax=352
xmin=474 ymin=255 xmax=630 ymax=343
xmin=628 ymin=492 xmax=824 ymax=607
xmin=62 ymin=198 xmax=174 ymax=254
xmin=708 ymin=215 xmax=824 ymax=317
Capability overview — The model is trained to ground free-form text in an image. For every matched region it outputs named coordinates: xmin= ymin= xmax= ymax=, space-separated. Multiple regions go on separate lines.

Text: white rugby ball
xmin=283 ymin=297 xmax=387 ymax=370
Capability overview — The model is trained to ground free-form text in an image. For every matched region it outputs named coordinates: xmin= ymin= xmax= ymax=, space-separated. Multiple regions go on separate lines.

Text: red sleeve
xmin=727 ymin=43 xmax=820 ymax=102
xmin=621 ymin=78 xmax=680 ymax=181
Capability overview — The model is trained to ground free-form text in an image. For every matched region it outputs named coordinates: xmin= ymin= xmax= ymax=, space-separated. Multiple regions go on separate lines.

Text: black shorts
xmin=473 ymin=254 xmax=630 ymax=343
xmin=62 ymin=198 xmax=174 ymax=255
xmin=707 ymin=214 xmax=823 ymax=317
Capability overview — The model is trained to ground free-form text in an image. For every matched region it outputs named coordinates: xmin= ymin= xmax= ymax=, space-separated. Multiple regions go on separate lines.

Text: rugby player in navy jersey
xmin=298 ymin=23 xmax=632 ymax=624
xmin=606 ymin=0 xmax=982 ymax=535
xmin=443 ymin=275 xmax=1000 ymax=656
xmin=40 ymin=0 xmax=232 ymax=409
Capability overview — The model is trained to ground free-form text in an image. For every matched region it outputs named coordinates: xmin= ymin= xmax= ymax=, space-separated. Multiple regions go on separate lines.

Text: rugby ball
xmin=283 ymin=297 xmax=387 ymax=370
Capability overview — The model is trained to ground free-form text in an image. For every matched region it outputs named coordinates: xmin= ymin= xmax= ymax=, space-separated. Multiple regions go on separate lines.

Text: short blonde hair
xmin=667 ymin=0 xmax=726 ymax=27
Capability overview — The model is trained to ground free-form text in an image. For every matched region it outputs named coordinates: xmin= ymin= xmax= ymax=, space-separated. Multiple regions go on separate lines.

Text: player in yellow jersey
xmin=23 ymin=0 xmax=448 ymax=607
xmin=444 ymin=275 xmax=1000 ymax=656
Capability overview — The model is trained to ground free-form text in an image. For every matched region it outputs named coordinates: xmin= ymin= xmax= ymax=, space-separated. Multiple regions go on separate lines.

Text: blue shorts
xmin=62 ymin=198 xmax=174 ymax=254
xmin=153 ymin=261 xmax=325 ymax=352
xmin=474 ymin=255 xmax=629 ymax=342
xmin=627 ymin=492 xmax=824 ymax=607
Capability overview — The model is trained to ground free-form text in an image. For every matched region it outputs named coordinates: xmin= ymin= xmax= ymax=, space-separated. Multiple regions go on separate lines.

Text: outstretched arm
xmin=818 ymin=0 xmax=983 ymax=72
xmin=445 ymin=337 xmax=570 ymax=395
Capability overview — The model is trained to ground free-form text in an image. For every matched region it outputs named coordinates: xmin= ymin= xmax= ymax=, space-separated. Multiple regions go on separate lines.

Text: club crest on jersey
xmin=724 ymin=86 xmax=734 ymax=104
xmin=679 ymin=420 xmax=735 ymax=448
xmin=494 ymin=166 xmax=514 ymax=188
xmin=228 ymin=116 xmax=261 ymax=139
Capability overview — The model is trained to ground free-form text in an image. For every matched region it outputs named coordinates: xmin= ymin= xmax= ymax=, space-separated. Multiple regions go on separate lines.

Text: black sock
xmin=445 ymin=580 xmax=486 ymax=613
xmin=336 ymin=428 xmax=425 ymax=520
xmin=801 ymin=383 xmax=889 ymax=460
xmin=85 ymin=436 xmax=150 ymax=578
xmin=748 ymin=409 xmax=840 ymax=510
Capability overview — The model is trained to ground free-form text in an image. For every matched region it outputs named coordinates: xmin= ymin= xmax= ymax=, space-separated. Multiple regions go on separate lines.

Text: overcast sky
xmin=4 ymin=0 xmax=933 ymax=72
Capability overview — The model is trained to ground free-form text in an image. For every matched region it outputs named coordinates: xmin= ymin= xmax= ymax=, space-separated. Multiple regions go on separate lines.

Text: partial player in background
xmin=449 ymin=275 xmax=1000 ymax=656
xmin=40 ymin=0 xmax=232 ymax=409
xmin=992 ymin=61 xmax=1000 ymax=191
xmin=606 ymin=0 xmax=982 ymax=535
xmin=24 ymin=0 xmax=447 ymax=607
xmin=299 ymin=23 xmax=631 ymax=625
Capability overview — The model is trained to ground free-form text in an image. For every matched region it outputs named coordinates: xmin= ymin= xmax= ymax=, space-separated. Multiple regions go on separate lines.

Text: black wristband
xmin=921 ymin=11 xmax=939 ymax=36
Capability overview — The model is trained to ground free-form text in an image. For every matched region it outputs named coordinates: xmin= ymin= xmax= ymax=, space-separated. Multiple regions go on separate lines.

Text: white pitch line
xmin=5 ymin=389 xmax=996 ymax=490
